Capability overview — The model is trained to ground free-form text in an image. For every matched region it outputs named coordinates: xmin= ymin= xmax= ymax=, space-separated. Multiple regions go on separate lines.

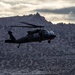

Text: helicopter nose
xmin=49 ymin=31 xmax=56 ymax=39
xmin=51 ymin=34 xmax=56 ymax=39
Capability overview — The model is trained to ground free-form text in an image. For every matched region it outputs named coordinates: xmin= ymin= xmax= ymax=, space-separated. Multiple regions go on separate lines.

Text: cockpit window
xmin=50 ymin=31 xmax=55 ymax=34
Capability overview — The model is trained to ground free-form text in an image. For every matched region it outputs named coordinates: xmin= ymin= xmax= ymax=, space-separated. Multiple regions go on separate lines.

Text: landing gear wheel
xmin=48 ymin=40 xmax=51 ymax=43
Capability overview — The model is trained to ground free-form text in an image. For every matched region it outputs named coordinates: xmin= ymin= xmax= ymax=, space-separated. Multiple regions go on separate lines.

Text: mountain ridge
xmin=0 ymin=13 xmax=75 ymax=74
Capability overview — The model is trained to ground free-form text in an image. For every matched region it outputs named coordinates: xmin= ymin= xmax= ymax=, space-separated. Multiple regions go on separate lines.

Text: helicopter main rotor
xmin=9 ymin=21 xmax=44 ymax=28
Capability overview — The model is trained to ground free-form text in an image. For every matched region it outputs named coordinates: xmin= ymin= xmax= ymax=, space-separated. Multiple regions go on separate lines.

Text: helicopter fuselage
xmin=5 ymin=29 xmax=56 ymax=44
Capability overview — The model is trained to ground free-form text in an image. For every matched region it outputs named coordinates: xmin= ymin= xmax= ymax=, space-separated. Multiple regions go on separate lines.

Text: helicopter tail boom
xmin=5 ymin=31 xmax=16 ymax=43
xmin=8 ymin=31 xmax=16 ymax=41
xmin=5 ymin=40 xmax=16 ymax=43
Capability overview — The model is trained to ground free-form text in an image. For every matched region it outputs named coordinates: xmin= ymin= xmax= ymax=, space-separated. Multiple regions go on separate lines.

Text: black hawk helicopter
xmin=5 ymin=22 xmax=56 ymax=48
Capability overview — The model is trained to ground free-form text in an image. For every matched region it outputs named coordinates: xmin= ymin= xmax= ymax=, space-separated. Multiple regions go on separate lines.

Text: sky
xmin=0 ymin=0 xmax=75 ymax=24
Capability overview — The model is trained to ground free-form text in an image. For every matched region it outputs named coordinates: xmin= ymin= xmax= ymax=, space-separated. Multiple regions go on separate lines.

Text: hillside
xmin=0 ymin=13 xmax=75 ymax=75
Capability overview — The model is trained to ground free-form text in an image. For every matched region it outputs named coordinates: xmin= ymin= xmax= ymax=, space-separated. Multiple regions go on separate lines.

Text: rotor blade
xmin=9 ymin=26 xmax=38 ymax=28
xmin=21 ymin=22 xmax=44 ymax=28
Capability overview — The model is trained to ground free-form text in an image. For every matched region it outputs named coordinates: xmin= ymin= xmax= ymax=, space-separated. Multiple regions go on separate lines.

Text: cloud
xmin=33 ymin=6 xmax=75 ymax=23
xmin=0 ymin=1 xmax=36 ymax=17
xmin=0 ymin=2 xmax=11 ymax=9
xmin=0 ymin=0 xmax=75 ymax=23
xmin=65 ymin=11 xmax=75 ymax=21
xmin=33 ymin=7 xmax=75 ymax=14
xmin=0 ymin=2 xmax=13 ymax=17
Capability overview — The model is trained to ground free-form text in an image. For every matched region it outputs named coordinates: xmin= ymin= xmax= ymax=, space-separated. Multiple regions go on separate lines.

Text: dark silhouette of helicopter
xmin=5 ymin=22 xmax=56 ymax=48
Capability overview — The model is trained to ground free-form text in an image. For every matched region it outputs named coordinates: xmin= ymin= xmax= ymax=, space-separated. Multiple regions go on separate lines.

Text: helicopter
xmin=5 ymin=22 xmax=56 ymax=48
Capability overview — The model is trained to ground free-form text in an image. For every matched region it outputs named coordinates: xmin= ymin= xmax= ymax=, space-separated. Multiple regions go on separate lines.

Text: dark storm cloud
xmin=34 ymin=7 xmax=75 ymax=14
